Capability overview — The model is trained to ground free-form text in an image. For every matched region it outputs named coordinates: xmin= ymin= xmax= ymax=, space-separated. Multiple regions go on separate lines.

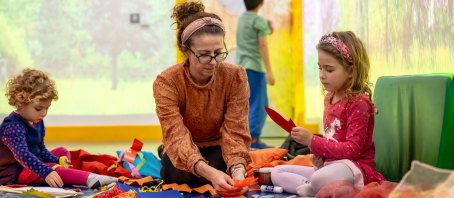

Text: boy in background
xmin=236 ymin=0 xmax=274 ymax=149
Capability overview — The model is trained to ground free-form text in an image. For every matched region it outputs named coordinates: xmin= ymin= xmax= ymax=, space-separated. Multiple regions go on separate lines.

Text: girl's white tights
xmin=271 ymin=163 xmax=354 ymax=196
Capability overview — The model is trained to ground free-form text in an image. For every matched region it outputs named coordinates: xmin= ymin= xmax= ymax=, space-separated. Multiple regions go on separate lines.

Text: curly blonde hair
xmin=317 ymin=31 xmax=377 ymax=114
xmin=5 ymin=68 xmax=58 ymax=107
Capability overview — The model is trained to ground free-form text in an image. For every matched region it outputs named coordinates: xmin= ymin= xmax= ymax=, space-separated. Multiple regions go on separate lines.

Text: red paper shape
xmin=264 ymin=101 xmax=296 ymax=133
xmin=233 ymin=177 xmax=259 ymax=187
xmin=124 ymin=138 xmax=144 ymax=163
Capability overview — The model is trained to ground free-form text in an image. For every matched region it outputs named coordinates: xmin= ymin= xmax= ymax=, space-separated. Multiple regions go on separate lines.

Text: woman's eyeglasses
xmin=184 ymin=41 xmax=228 ymax=64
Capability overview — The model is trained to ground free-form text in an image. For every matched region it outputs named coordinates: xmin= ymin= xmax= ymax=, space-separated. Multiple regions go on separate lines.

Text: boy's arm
xmin=258 ymin=36 xmax=275 ymax=85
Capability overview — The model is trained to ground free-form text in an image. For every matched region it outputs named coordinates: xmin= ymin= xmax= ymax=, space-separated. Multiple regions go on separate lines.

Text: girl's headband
xmin=319 ymin=34 xmax=353 ymax=63
xmin=181 ymin=17 xmax=225 ymax=44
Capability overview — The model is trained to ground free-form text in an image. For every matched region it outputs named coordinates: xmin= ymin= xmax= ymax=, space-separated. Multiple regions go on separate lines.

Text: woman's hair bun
xmin=171 ymin=1 xmax=205 ymax=28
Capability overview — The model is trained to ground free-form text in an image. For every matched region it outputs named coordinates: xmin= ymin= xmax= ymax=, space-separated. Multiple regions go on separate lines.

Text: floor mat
xmin=66 ymin=184 xmax=297 ymax=198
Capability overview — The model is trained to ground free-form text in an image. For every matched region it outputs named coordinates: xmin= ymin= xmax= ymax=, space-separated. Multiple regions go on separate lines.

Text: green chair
xmin=373 ymin=74 xmax=454 ymax=182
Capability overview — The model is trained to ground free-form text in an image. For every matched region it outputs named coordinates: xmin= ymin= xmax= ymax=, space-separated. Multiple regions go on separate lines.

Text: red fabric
xmin=310 ymin=94 xmax=386 ymax=185
xmin=17 ymin=147 xmax=89 ymax=185
xmin=70 ymin=149 xmax=133 ymax=178
xmin=315 ymin=180 xmax=398 ymax=198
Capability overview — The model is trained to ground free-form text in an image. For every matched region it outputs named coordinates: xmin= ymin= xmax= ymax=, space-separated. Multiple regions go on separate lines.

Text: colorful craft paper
xmin=264 ymin=100 xmax=296 ymax=133
xmin=124 ymin=139 xmax=144 ymax=163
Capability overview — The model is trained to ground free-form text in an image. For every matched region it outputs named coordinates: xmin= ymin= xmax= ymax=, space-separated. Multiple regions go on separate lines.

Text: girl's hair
xmin=171 ymin=1 xmax=225 ymax=54
xmin=317 ymin=31 xmax=377 ymax=113
xmin=5 ymin=68 xmax=58 ymax=107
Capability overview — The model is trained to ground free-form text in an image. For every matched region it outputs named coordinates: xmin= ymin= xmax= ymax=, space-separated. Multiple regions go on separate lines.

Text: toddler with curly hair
xmin=0 ymin=68 xmax=121 ymax=188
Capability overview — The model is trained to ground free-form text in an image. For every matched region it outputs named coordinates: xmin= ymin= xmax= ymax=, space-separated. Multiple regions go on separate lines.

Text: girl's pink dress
xmin=310 ymin=93 xmax=385 ymax=188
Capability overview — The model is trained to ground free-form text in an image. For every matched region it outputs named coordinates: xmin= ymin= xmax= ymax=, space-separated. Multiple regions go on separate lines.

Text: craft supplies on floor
xmin=260 ymin=185 xmax=283 ymax=193
xmin=0 ymin=186 xmax=82 ymax=197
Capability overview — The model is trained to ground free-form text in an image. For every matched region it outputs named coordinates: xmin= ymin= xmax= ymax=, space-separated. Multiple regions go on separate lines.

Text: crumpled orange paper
xmin=233 ymin=177 xmax=258 ymax=187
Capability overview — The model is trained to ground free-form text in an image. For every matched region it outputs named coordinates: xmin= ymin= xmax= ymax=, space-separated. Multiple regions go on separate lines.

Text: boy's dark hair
xmin=244 ymin=0 xmax=263 ymax=10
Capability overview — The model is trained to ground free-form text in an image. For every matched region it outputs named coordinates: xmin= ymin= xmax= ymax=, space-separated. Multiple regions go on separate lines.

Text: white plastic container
xmin=260 ymin=185 xmax=283 ymax=193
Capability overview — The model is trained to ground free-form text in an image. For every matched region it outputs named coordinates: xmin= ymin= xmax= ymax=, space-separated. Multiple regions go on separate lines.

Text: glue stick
xmin=260 ymin=185 xmax=283 ymax=193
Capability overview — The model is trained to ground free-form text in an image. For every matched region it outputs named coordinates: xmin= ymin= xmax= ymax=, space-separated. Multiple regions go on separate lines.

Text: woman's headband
xmin=319 ymin=34 xmax=353 ymax=63
xmin=181 ymin=17 xmax=225 ymax=44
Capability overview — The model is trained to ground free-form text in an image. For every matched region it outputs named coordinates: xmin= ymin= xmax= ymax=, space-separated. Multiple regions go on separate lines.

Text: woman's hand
xmin=195 ymin=161 xmax=242 ymax=196
xmin=231 ymin=167 xmax=248 ymax=195
xmin=45 ymin=171 xmax=63 ymax=188
xmin=311 ymin=154 xmax=324 ymax=168
xmin=208 ymin=169 xmax=243 ymax=196
xmin=291 ymin=127 xmax=313 ymax=146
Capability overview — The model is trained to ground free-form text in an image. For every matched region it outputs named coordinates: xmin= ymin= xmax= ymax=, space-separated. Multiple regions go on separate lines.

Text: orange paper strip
xmin=118 ymin=176 xmax=130 ymax=182
xmin=162 ymin=183 xmax=217 ymax=195
xmin=127 ymin=176 xmax=154 ymax=187
xmin=193 ymin=184 xmax=217 ymax=195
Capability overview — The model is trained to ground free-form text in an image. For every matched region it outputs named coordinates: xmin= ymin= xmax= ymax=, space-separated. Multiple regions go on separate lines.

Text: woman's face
xmin=183 ymin=35 xmax=224 ymax=86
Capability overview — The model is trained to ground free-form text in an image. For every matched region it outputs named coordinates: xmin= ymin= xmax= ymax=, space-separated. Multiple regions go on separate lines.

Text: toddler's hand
xmin=67 ymin=159 xmax=73 ymax=168
xmin=291 ymin=127 xmax=313 ymax=146
xmin=311 ymin=154 xmax=324 ymax=168
xmin=45 ymin=171 xmax=64 ymax=188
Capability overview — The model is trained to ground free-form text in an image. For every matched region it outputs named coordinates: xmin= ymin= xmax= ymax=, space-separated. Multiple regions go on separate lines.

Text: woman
xmin=152 ymin=1 xmax=252 ymax=196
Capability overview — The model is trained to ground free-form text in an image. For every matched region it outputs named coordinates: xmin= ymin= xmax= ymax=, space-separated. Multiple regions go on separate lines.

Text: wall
xmin=0 ymin=0 xmax=176 ymax=141
xmin=303 ymin=0 xmax=454 ymax=133
xmin=0 ymin=0 xmax=175 ymax=121
xmin=196 ymin=0 xmax=318 ymax=137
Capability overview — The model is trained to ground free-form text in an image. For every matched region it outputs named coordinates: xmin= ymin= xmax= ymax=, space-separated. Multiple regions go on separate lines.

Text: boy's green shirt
xmin=235 ymin=11 xmax=271 ymax=73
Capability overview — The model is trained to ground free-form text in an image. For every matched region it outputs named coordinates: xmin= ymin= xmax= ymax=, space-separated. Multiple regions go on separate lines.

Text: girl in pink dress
xmin=271 ymin=31 xmax=385 ymax=196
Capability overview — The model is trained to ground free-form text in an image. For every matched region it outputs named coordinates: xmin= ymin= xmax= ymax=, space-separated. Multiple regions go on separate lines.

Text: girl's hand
xmin=231 ymin=167 xmax=248 ymax=194
xmin=45 ymin=171 xmax=64 ymax=188
xmin=311 ymin=154 xmax=324 ymax=168
xmin=291 ymin=127 xmax=313 ymax=146
xmin=208 ymin=169 xmax=243 ymax=196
